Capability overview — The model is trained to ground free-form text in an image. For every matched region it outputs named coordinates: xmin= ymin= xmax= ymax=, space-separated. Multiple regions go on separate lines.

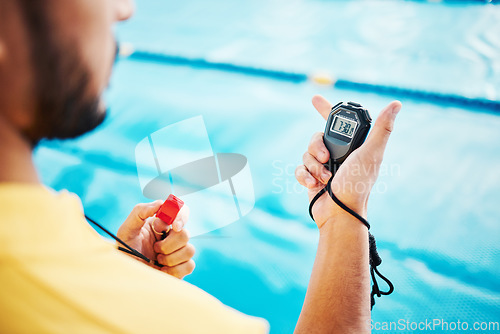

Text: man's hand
xmin=295 ymin=95 xmax=402 ymax=228
xmin=117 ymin=201 xmax=195 ymax=279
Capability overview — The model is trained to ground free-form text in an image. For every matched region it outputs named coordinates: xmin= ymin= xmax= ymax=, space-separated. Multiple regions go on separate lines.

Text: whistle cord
xmin=84 ymin=215 xmax=165 ymax=267
xmin=308 ymin=176 xmax=394 ymax=310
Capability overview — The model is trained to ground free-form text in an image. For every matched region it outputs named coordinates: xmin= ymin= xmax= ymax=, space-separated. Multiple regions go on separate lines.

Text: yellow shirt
xmin=0 ymin=184 xmax=269 ymax=334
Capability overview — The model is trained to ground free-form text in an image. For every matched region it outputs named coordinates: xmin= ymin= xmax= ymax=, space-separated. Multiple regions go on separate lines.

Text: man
xmin=0 ymin=0 xmax=401 ymax=332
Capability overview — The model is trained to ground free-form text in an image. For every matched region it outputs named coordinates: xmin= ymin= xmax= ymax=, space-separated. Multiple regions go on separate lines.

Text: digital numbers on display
xmin=331 ymin=115 xmax=357 ymax=138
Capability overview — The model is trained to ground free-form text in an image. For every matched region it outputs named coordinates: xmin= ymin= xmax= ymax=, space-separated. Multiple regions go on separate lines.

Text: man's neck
xmin=0 ymin=114 xmax=39 ymax=184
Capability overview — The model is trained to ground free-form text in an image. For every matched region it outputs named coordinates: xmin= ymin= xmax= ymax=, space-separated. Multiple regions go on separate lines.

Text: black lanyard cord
xmin=84 ymin=215 xmax=164 ymax=267
xmin=309 ymin=175 xmax=394 ymax=310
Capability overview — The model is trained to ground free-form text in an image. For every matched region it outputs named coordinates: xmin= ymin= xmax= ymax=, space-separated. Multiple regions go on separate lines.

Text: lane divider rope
xmin=118 ymin=44 xmax=500 ymax=114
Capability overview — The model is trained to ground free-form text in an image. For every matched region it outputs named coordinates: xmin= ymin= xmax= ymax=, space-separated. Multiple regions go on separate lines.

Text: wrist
xmin=319 ymin=206 xmax=368 ymax=234
xmin=337 ymin=198 xmax=367 ymax=220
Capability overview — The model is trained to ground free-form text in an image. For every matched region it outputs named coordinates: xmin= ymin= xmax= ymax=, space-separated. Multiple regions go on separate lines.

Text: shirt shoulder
xmin=0 ymin=184 xmax=269 ymax=334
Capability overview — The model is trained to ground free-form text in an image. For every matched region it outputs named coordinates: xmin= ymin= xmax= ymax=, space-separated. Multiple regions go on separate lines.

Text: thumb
xmin=362 ymin=101 xmax=402 ymax=160
xmin=120 ymin=200 xmax=163 ymax=237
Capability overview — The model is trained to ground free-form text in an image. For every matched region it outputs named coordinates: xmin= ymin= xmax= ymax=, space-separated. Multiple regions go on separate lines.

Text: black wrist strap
xmin=325 ymin=177 xmax=370 ymax=230
xmin=309 ymin=175 xmax=394 ymax=310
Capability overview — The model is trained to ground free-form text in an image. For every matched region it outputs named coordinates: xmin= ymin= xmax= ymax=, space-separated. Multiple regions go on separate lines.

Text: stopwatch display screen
xmin=330 ymin=115 xmax=358 ymax=138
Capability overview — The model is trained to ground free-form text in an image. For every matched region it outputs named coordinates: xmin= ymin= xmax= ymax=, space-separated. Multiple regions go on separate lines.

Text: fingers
xmin=308 ymin=132 xmax=330 ymax=164
xmin=154 ymin=221 xmax=195 ymax=279
xmin=120 ymin=200 xmax=163 ymax=237
xmin=362 ymin=101 xmax=402 ymax=161
xmin=300 ymin=95 xmax=333 ymax=187
xmin=152 ymin=204 xmax=189 ymax=236
xmin=295 ymin=165 xmax=319 ymax=188
xmin=154 ymin=229 xmax=190 ymax=255
xmin=134 ymin=200 xmax=163 ymax=221
xmin=160 ymin=260 xmax=196 ymax=279
xmin=156 ymin=243 xmax=196 ymax=267
xmin=172 ymin=205 xmax=189 ymax=232
xmin=303 ymin=152 xmax=332 ymax=184
xmin=312 ymin=95 xmax=333 ymax=120
xmin=296 ymin=131 xmax=331 ymax=187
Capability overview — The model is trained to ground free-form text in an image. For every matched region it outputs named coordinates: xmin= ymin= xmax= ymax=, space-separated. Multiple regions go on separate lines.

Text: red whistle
xmin=156 ymin=194 xmax=184 ymax=225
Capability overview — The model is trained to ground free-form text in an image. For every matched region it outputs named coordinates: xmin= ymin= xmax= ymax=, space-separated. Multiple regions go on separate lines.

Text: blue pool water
xmin=35 ymin=1 xmax=500 ymax=333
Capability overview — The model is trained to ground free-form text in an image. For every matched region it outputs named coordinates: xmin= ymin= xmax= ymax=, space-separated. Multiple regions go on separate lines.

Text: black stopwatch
xmin=309 ymin=101 xmax=372 ymax=220
xmin=323 ymin=101 xmax=372 ymax=173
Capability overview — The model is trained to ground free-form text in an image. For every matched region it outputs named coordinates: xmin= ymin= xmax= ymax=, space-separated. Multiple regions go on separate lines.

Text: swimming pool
xmin=35 ymin=1 xmax=500 ymax=332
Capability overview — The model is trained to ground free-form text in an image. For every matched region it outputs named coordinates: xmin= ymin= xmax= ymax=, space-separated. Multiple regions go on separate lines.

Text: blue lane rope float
xmin=119 ymin=45 xmax=500 ymax=114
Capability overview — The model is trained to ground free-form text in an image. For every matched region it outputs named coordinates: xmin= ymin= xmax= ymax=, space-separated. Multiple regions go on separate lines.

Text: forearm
xmin=295 ymin=209 xmax=371 ymax=334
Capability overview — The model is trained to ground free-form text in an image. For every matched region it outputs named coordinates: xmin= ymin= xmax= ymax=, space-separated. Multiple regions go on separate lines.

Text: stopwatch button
xmin=364 ymin=108 xmax=372 ymax=122
xmin=347 ymin=101 xmax=361 ymax=107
